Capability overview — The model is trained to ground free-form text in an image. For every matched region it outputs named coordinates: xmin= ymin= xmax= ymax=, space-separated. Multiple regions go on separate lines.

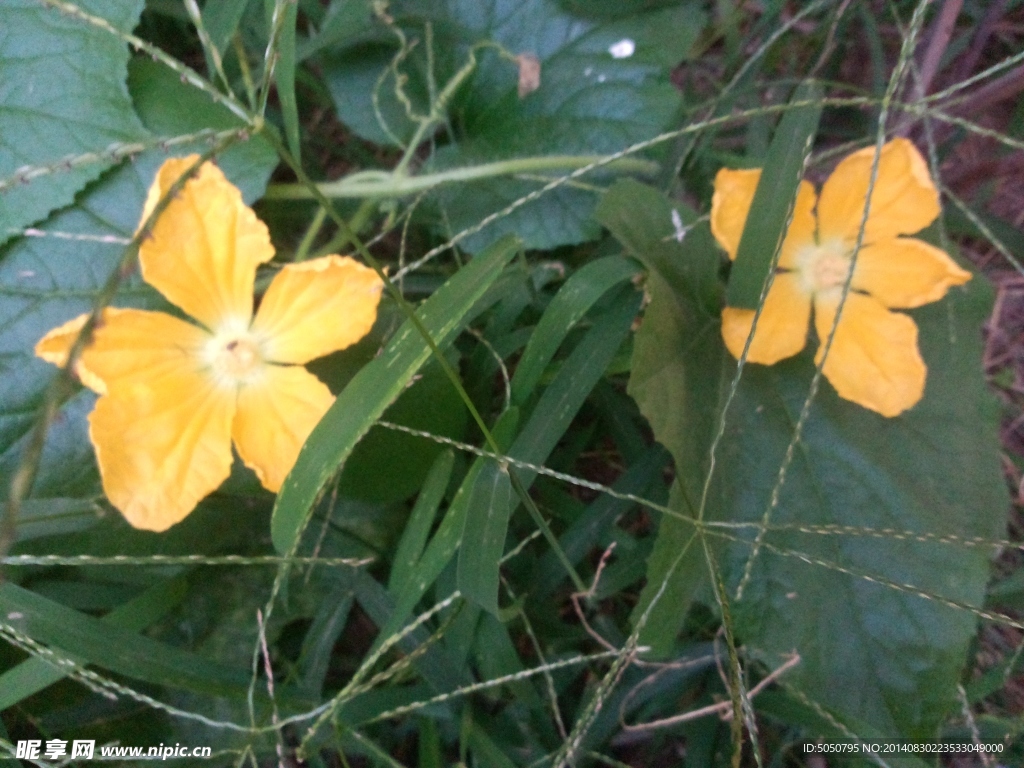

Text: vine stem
xmin=264 ymin=155 xmax=658 ymax=200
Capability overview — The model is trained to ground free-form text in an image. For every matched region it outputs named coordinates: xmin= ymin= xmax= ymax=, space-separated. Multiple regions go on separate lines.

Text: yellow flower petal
xmin=252 ymin=255 xmax=383 ymax=364
xmin=710 ymin=168 xmax=817 ymax=269
xmin=722 ymin=273 xmax=811 ymax=364
xmin=138 ymin=156 xmax=274 ymax=331
xmin=35 ymin=309 xmax=208 ymax=396
xmin=813 ymin=293 xmax=925 ymax=417
xmin=89 ymin=367 xmax=236 ymax=531
xmin=232 ymin=365 xmax=335 ymax=492
xmin=711 ymin=168 xmax=759 ymax=260
xmin=817 ymin=138 xmax=940 ymax=245
xmin=852 ymin=237 xmax=972 ymax=308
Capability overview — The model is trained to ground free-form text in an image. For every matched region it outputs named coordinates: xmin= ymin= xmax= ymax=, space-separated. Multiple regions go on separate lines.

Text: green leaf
xmin=271 ymin=234 xmax=521 ymax=554
xmin=0 ymin=0 xmax=148 ymax=248
xmin=344 ymin=567 xmax=471 ymax=693
xmin=339 ymin=360 xmax=468 ymax=503
xmin=0 ymin=717 xmax=18 ymax=768
xmin=0 ymin=74 xmax=278 ymax=505
xmin=594 ymin=179 xmax=725 ymax=655
xmin=321 ymin=0 xmax=707 ymax=252
xmin=457 ymin=285 xmax=641 ymax=613
xmin=726 ymin=81 xmax=822 ymax=309
xmin=0 ymin=582 xmax=254 ymax=698
xmin=298 ymin=590 xmax=353 ymax=696
xmin=456 ymin=458 xmax=514 ymax=615
xmin=0 ymin=163 xmax=158 ymax=500
xmin=296 ymin=0 xmax=376 ymax=62
xmin=532 ymin=444 xmax=668 ymax=600
xmin=9 ymin=498 xmax=104 ymax=543
xmin=127 ymin=58 xmax=278 ymax=203
xmin=204 ymin=0 xmax=252 ymax=53
xmin=272 ymin=0 xmax=302 ymax=161
xmin=0 ymin=576 xmax=187 ymax=711
xmin=511 ymin=255 xmax=640 ymax=405
xmin=718 ymin=275 xmax=1004 ymax=738
xmin=388 ymin=449 xmax=454 ymax=595
xmin=375 ymin=408 xmax=520 ymax=651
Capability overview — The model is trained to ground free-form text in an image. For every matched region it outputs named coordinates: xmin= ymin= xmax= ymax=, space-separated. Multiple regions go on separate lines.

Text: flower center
xmin=796 ymin=240 xmax=853 ymax=298
xmin=205 ymin=328 xmax=266 ymax=386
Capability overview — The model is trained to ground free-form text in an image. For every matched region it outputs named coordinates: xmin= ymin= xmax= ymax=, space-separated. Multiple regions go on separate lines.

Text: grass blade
xmin=726 ymin=80 xmax=822 ymax=308
xmin=274 ymin=0 xmax=301 ymax=161
xmin=0 ymin=576 xmax=186 ymax=710
xmin=458 ymin=285 xmax=641 ymax=613
xmin=511 ymin=256 xmax=640 ymax=405
xmin=0 ymin=582 xmax=255 ymax=698
xmin=389 ymin=450 xmax=454 ymax=596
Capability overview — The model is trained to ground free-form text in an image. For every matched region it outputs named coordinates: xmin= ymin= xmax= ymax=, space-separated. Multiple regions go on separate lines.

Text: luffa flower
xmin=36 ymin=157 xmax=384 ymax=531
xmin=711 ymin=138 xmax=971 ymax=417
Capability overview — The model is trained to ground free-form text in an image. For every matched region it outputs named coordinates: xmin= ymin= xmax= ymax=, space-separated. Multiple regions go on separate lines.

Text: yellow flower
xmin=35 ymin=157 xmax=384 ymax=531
xmin=711 ymin=138 xmax=971 ymax=417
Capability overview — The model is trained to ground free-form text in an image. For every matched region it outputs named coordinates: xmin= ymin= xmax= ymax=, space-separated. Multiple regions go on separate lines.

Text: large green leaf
xmin=603 ymin=179 xmax=1004 ymax=737
xmin=0 ymin=0 xmax=148 ymax=248
xmin=718 ymin=273 xmax=1004 ymax=739
xmin=321 ymin=0 xmax=706 ymax=251
xmin=0 ymin=162 xmax=156 ymax=501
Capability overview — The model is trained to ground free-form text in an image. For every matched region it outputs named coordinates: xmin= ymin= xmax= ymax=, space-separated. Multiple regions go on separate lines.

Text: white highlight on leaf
xmin=671 ymin=209 xmax=688 ymax=243
xmin=609 ymin=39 xmax=636 ymax=59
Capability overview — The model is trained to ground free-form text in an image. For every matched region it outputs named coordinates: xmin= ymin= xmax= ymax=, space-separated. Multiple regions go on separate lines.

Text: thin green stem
xmin=309 ymin=199 xmax=378 ymax=259
xmin=183 ymin=0 xmax=232 ymax=95
xmin=294 ymin=206 xmax=327 ymax=262
xmin=233 ymin=33 xmax=258 ymax=109
xmin=265 ymin=155 xmax=658 ymax=200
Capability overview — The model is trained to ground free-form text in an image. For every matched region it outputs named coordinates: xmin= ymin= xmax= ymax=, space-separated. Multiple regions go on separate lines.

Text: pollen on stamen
xmin=205 ymin=332 xmax=266 ymax=386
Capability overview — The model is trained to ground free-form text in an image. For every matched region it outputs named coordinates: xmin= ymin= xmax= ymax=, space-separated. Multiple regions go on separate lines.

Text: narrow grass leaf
xmin=458 ymin=286 xmax=641 ymax=613
xmin=0 ymin=576 xmax=186 ymax=710
xmin=274 ymin=0 xmax=302 ymax=162
xmin=347 ymin=568 xmax=471 ymax=693
xmin=10 ymin=499 xmax=103 ymax=543
xmin=532 ymin=444 xmax=668 ymax=599
xmin=0 ymin=583 xmax=253 ymax=699
xmin=375 ymin=409 xmax=520 ymax=652
xmin=511 ymin=256 xmax=641 ymax=405
xmin=272 ymin=234 xmax=520 ymax=554
xmin=725 ymin=80 xmax=822 ymax=309
xmin=0 ymin=717 xmax=17 ymax=768
xmin=456 ymin=459 xmax=513 ymax=615
xmin=298 ymin=590 xmax=353 ymax=696
xmin=389 ymin=450 xmax=454 ymax=595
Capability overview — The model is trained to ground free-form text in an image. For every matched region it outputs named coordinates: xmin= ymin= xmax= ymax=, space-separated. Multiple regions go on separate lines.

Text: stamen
xmin=204 ymin=330 xmax=265 ymax=385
